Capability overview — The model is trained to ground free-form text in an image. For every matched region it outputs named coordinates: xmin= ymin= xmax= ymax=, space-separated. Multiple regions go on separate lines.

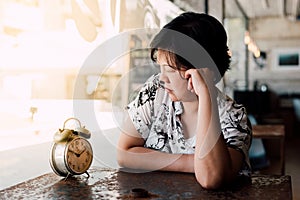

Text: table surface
xmin=0 ymin=167 xmax=292 ymax=200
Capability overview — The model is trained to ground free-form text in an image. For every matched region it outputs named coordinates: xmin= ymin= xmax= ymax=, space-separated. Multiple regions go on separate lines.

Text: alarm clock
xmin=49 ymin=118 xmax=93 ymax=177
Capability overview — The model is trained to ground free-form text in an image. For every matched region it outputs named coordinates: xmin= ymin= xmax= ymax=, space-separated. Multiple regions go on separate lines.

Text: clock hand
xmin=68 ymin=149 xmax=77 ymax=154
xmin=78 ymin=147 xmax=87 ymax=156
xmin=68 ymin=148 xmax=81 ymax=157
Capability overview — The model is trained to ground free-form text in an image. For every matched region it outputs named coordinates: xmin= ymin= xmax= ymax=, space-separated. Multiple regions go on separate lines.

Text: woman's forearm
xmin=194 ymin=86 xmax=234 ymax=189
xmin=117 ymin=146 xmax=194 ymax=173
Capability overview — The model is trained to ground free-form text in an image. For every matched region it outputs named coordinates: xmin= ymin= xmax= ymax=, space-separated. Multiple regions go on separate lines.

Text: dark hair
xmin=150 ymin=12 xmax=231 ymax=80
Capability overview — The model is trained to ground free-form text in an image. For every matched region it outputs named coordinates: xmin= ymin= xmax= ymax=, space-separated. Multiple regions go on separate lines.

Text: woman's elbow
xmin=195 ymin=171 xmax=224 ymax=190
xmin=117 ymin=149 xmax=128 ymax=168
xmin=117 ymin=156 xmax=125 ymax=168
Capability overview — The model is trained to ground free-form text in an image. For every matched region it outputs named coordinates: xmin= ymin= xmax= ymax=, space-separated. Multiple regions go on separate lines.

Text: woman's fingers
xmin=185 ymin=69 xmax=202 ymax=95
xmin=185 ymin=68 xmax=216 ymax=95
xmin=187 ymin=77 xmax=195 ymax=93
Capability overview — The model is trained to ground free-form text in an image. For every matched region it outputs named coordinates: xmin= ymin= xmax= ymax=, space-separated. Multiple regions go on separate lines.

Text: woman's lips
xmin=158 ymin=82 xmax=172 ymax=93
xmin=165 ymin=87 xmax=172 ymax=93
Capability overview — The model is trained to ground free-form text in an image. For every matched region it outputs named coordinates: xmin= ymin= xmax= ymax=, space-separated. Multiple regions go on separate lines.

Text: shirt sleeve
xmin=219 ymin=95 xmax=252 ymax=169
xmin=126 ymin=74 xmax=160 ymax=139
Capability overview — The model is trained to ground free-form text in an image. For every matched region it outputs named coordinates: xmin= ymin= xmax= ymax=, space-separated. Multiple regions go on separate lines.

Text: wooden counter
xmin=0 ymin=167 xmax=292 ymax=199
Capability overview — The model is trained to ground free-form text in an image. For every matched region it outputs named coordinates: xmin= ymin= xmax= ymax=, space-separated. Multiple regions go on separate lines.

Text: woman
xmin=117 ymin=12 xmax=252 ymax=189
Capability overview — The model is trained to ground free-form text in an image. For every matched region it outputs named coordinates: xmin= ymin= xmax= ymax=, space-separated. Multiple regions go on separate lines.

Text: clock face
xmin=65 ymin=138 xmax=93 ymax=174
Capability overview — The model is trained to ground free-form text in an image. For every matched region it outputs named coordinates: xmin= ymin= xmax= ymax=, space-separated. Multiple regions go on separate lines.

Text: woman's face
xmin=156 ymin=50 xmax=196 ymax=102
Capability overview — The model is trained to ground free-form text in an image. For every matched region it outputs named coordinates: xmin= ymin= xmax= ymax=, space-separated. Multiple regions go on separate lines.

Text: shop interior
xmin=0 ymin=0 xmax=299 ymax=199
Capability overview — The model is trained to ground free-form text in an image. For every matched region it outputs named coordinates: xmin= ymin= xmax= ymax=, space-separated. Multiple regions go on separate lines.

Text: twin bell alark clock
xmin=50 ymin=117 xmax=93 ymax=178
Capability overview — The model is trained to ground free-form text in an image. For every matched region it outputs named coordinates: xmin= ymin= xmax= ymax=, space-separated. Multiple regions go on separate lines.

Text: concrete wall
xmin=249 ymin=17 xmax=300 ymax=95
xmin=225 ymin=16 xmax=300 ymax=95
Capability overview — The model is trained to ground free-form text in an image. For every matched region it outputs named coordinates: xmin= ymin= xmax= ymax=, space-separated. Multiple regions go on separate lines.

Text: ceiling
xmin=173 ymin=0 xmax=300 ymax=20
xmin=225 ymin=0 xmax=300 ymax=20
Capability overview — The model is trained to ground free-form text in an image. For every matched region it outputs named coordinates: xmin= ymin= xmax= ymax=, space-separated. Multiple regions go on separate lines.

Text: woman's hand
xmin=184 ymin=68 xmax=216 ymax=97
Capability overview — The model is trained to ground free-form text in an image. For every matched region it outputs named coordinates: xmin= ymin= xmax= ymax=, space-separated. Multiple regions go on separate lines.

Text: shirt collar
xmin=173 ymin=101 xmax=184 ymax=115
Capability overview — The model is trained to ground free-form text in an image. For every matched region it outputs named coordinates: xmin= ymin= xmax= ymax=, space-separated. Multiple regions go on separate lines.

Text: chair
xmin=252 ymin=125 xmax=285 ymax=175
xmin=248 ymin=115 xmax=270 ymax=171
xmin=293 ymin=98 xmax=300 ymax=124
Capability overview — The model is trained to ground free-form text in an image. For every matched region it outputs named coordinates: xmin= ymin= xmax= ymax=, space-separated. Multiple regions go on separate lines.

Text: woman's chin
xmin=168 ymin=93 xmax=179 ymax=102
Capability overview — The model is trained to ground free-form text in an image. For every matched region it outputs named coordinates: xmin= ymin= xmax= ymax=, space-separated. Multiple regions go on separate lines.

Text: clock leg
xmin=64 ymin=173 xmax=72 ymax=181
xmin=84 ymin=171 xmax=90 ymax=179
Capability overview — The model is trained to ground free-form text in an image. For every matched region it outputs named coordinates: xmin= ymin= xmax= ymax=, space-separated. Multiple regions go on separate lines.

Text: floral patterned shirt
xmin=126 ymin=74 xmax=252 ymax=175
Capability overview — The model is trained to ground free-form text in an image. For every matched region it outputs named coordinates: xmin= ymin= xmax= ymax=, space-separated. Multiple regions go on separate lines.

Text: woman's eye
xmin=166 ymin=69 xmax=175 ymax=73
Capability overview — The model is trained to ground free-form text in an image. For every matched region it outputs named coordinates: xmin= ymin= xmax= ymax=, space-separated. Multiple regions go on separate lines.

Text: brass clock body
xmin=50 ymin=137 xmax=93 ymax=176
xmin=49 ymin=118 xmax=93 ymax=177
